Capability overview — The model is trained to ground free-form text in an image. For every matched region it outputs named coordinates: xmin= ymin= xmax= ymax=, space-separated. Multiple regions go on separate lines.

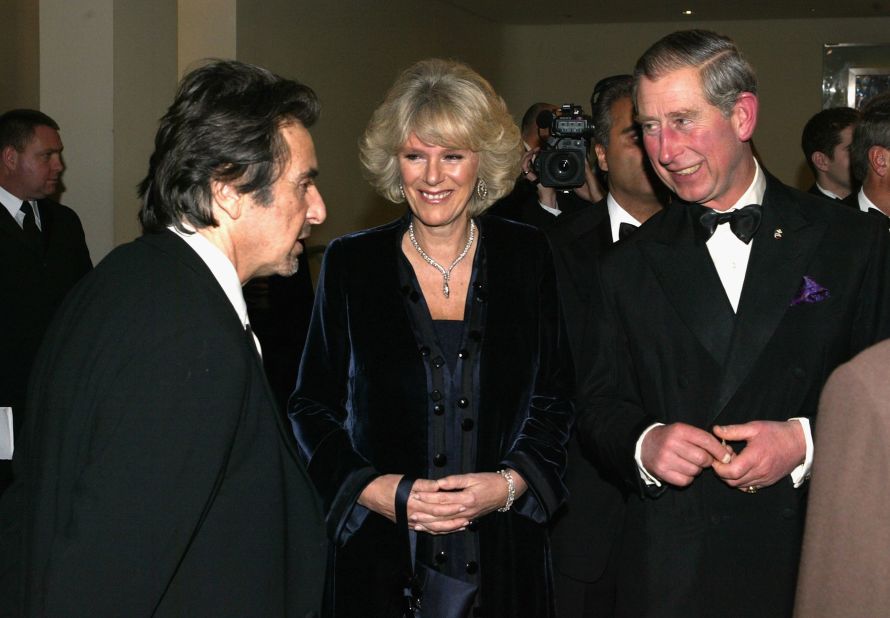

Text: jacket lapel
xmin=710 ymin=178 xmax=825 ymax=422
xmin=562 ymin=206 xmax=611 ymax=306
xmin=0 ymin=200 xmax=35 ymax=253
xmin=639 ymin=203 xmax=736 ymax=366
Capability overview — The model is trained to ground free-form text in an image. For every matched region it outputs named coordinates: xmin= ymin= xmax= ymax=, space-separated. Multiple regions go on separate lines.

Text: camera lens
xmin=547 ymin=154 xmax=579 ymax=180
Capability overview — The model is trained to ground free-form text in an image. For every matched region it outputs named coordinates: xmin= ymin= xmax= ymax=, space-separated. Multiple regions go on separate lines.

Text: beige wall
xmin=5 ymin=5 xmax=890 ymax=260
xmin=112 ymin=0 xmax=178 ymax=246
xmin=0 ymin=0 xmax=40 ymax=111
xmin=499 ymin=17 xmax=890 ymax=192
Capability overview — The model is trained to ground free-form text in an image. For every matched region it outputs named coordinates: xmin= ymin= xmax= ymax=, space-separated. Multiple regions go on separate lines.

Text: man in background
xmin=0 ymin=60 xmax=327 ymax=616
xmin=0 ymin=109 xmax=91 ymax=497
xmin=848 ymin=91 xmax=890 ymax=227
xmin=800 ymin=106 xmax=859 ymax=201
xmin=546 ymin=73 xmax=666 ymax=617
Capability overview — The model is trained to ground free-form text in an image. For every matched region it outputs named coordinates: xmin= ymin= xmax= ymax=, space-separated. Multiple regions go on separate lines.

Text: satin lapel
xmin=710 ymin=181 xmax=824 ymax=422
xmin=639 ymin=204 xmax=736 ymax=366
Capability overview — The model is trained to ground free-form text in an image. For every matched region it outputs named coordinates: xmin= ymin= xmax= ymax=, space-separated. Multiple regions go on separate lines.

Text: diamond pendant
xmin=443 ymin=280 xmax=450 ymax=298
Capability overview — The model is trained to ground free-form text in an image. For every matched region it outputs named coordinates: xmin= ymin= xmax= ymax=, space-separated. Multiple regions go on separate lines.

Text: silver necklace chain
xmin=408 ymin=219 xmax=476 ymax=298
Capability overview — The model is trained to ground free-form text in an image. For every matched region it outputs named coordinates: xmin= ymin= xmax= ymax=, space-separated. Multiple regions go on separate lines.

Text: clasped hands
xmin=640 ymin=420 xmax=806 ymax=492
xmin=358 ymin=471 xmax=526 ymax=535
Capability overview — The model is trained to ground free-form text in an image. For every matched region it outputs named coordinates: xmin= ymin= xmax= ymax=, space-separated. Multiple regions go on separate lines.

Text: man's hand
xmin=711 ymin=420 xmax=806 ymax=490
xmin=641 ymin=422 xmax=732 ymax=487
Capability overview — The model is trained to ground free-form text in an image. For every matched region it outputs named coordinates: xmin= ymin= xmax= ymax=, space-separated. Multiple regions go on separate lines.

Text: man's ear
xmin=211 ymin=180 xmax=243 ymax=221
xmin=811 ymin=151 xmax=830 ymax=173
xmin=868 ymin=145 xmax=889 ymax=178
xmin=732 ymin=92 xmax=758 ymax=142
xmin=594 ymin=143 xmax=609 ymax=173
xmin=1 ymin=145 xmax=18 ymax=171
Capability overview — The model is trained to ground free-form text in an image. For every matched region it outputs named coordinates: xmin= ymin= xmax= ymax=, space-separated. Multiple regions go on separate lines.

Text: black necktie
xmin=20 ymin=201 xmax=43 ymax=252
xmin=618 ymin=222 xmax=638 ymax=241
xmin=698 ymin=204 xmax=762 ymax=244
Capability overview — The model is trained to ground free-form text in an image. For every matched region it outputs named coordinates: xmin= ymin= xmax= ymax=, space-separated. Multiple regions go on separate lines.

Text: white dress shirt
xmin=0 ymin=185 xmax=42 ymax=230
xmin=168 ymin=225 xmax=261 ymax=356
xmin=607 ymin=193 xmax=643 ymax=243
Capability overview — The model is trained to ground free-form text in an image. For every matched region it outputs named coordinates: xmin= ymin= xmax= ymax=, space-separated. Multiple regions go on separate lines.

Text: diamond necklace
xmin=408 ymin=219 xmax=476 ymax=298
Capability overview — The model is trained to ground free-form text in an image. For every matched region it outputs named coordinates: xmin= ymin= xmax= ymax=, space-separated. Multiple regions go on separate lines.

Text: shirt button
xmin=461 ymin=418 xmax=474 ymax=431
xmin=432 ymin=356 xmax=445 ymax=369
xmin=419 ymin=346 xmax=430 ymax=357
xmin=457 ymin=349 xmax=469 ymax=359
xmin=433 ymin=453 xmax=447 ymax=467
xmin=435 ymin=551 xmax=448 ymax=564
xmin=457 ymin=397 xmax=469 ymax=409
xmin=433 ymin=404 xmax=445 ymax=416
xmin=430 ymin=389 xmax=443 ymax=402
xmin=465 ymin=561 xmax=478 ymax=574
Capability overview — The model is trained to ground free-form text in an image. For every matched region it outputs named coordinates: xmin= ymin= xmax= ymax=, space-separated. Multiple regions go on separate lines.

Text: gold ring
xmin=745 ymin=485 xmax=759 ymax=494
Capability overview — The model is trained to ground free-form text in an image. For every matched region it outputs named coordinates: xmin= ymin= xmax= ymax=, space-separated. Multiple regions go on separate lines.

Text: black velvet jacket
xmin=290 ymin=214 xmax=573 ymax=617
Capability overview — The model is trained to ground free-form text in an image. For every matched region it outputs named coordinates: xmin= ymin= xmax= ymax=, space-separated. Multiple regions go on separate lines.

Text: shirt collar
xmin=858 ymin=187 xmax=878 ymax=214
xmin=167 ymin=224 xmax=249 ymax=328
xmin=607 ymin=193 xmax=642 ymax=243
xmin=815 ymin=183 xmax=843 ymax=201
xmin=725 ymin=157 xmax=766 ymax=211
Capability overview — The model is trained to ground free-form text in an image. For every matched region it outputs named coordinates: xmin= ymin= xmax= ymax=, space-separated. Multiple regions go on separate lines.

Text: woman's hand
xmin=357 ymin=474 xmax=469 ymax=531
xmin=409 ymin=470 xmax=528 ymax=534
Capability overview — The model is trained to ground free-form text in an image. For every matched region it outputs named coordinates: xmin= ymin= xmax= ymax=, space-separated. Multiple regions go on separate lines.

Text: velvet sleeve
xmin=289 ymin=239 xmax=379 ymax=544
xmin=498 ymin=237 xmax=575 ymax=522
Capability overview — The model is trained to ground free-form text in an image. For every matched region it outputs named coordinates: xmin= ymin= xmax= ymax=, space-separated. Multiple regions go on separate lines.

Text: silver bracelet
xmin=497 ymin=469 xmax=515 ymax=512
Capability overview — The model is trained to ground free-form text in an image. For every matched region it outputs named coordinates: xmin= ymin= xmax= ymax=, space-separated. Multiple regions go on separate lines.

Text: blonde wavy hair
xmin=360 ymin=58 xmax=521 ymax=216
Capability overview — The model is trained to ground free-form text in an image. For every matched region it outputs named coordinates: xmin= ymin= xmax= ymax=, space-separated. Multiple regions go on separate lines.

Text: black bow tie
xmin=698 ymin=204 xmax=762 ymax=244
xmin=618 ymin=222 xmax=638 ymax=240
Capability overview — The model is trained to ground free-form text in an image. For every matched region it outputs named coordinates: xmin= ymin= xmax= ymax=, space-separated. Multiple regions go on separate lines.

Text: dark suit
xmin=577 ymin=175 xmax=890 ymax=616
xmin=545 ymin=200 xmax=625 ymax=617
xmin=0 ymin=198 xmax=91 ymax=494
xmin=0 ymin=231 xmax=325 ymax=617
xmin=488 ymin=176 xmax=589 ymax=229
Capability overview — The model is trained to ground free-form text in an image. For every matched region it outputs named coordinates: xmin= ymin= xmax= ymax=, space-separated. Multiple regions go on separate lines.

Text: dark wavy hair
xmin=138 ymin=59 xmax=319 ymax=233
xmin=801 ymin=107 xmax=860 ymax=174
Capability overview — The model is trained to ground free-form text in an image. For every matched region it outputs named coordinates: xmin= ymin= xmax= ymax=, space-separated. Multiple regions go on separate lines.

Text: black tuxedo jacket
xmin=577 ymin=175 xmax=890 ymax=616
xmin=545 ymin=200 xmax=625 ymax=587
xmin=0 ymin=199 xmax=91 ymax=494
xmin=0 ymin=231 xmax=325 ymax=617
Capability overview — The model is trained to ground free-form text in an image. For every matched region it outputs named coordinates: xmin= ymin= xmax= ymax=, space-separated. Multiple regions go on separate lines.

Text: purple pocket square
xmin=790 ymin=276 xmax=830 ymax=307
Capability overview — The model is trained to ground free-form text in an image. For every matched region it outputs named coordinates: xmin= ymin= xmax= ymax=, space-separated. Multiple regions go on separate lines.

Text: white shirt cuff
xmin=788 ymin=417 xmax=813 ymax=488
xmin=635 ymin=422 xmax=665 ymax=486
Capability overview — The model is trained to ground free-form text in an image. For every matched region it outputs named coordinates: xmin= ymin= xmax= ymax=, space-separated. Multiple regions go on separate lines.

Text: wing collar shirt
xmin=635 ymin=157 xmax=813 ymax=488
xmin=168 ymin=224 xmax=261 ymax=357
xmin=607 ymin=193 xmax=643 ymax=243
xmin=0 ymin=185 xmax=42 ymax=230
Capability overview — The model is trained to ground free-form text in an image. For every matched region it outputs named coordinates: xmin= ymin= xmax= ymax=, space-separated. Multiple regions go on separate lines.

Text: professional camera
xmin=533 ymin=103 xmax=594 ymax=188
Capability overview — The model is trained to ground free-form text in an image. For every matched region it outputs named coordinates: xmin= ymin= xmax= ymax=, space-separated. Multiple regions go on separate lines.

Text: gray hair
xmin=633 ymin=29 xmax=757 ymax=117
xmin=851 ymin=91 xmax=890 ymax=183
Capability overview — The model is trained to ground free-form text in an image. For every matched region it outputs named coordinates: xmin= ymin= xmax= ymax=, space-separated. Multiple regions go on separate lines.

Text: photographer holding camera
xmin=488 ymin=102 xmax=603 ymax=229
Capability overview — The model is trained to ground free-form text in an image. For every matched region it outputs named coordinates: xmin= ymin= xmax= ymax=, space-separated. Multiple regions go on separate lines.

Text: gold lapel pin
xmin=774 ymin=228 xmax=783 ymax=239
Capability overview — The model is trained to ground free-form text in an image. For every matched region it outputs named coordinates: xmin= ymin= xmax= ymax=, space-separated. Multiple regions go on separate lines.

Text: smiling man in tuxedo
xmin=577 ymin=30 xmax=890 ymax=616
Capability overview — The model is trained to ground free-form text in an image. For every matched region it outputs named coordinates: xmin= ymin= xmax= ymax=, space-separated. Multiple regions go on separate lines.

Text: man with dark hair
xmin=0 ymin=109 xmax=91 ymax=497
xmin=489 ymin=100 xmax=606 ymax=229
xmin=546 ymin=74 xmax=666 ymax=618
xmin=0 ymin=60 xmax=326 ymax=616
xmin=800 ymin=106 xmax=859 ymax=201
xmin=848 ymin=91 xmax=890 ymax=227
xmin=577 ymin=30 xmax=890 ymax=616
